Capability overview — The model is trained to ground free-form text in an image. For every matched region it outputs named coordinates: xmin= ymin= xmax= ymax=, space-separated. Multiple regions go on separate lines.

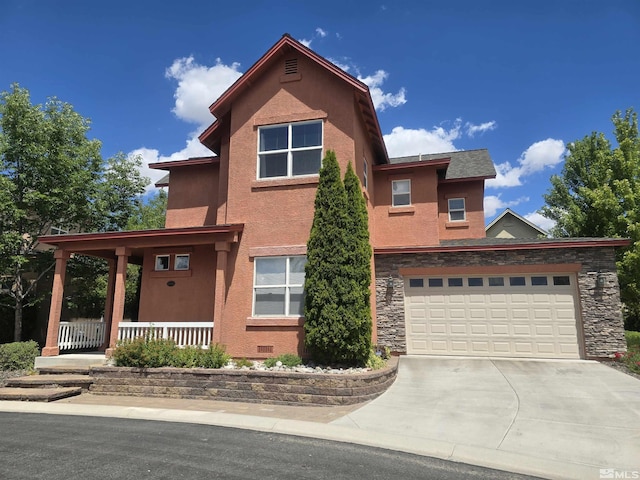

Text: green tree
xmin=0 ymin=84 xmax=148 ymax=341
xmin=343 ymin=162 xmax=372 ymax=361
xmin=126 ymin=189 xmax=167 ymax=231
xmin=304 ymin=151 xmax=371 ymax=365
xmin=541 ymin=108 xmax=640 ymax=330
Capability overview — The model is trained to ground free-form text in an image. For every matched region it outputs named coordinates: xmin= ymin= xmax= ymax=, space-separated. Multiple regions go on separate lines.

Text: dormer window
xmin=258 ymin=120 xmax=322 ymax=179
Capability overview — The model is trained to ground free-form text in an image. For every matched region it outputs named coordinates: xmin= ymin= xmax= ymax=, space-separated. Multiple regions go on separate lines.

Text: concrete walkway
xmin=1 ymin=357 xmax=639 ymax=480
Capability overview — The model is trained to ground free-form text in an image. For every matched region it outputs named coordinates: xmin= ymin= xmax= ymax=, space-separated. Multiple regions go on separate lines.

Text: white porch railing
xmin=58 ymin=321 xmax=107 ymax=351
xmin=117 ymin=322 xmax=213 ymax=348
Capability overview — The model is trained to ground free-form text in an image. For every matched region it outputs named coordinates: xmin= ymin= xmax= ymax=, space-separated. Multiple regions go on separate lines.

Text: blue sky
xmin=1 ymin=0 xmax=638 ymax=230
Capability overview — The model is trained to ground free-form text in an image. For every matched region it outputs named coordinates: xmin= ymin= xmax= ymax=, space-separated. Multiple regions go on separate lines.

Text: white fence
xmin=117 ymin=322 xmax=213 ymax=348
xmin=58 ymin=321 xmax=107 ymax=351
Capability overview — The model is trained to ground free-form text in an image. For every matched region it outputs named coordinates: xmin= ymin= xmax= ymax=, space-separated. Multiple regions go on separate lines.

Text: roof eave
xmin=374 ymin=238 xmax=631 ymax=255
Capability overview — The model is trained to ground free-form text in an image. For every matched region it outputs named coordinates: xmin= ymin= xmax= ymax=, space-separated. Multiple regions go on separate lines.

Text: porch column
xmin=212 ymin=241 xmax=230 ymax=344
xmin=100 ymin=258 xmax=117 ymax=351
xmin=106 ymin=247 xmax=130 ymax=356
xmin=42 ymin=250 xmax=70 ymax=357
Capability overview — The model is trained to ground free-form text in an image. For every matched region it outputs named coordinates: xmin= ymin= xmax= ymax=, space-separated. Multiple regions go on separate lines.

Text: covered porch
xmin=38 ymin=224 xmax=243 ymax=357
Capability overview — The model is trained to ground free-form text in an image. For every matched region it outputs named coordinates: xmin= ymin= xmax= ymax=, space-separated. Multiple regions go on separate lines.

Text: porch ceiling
xmin=38 ymin=224 xmax=244 ymax=261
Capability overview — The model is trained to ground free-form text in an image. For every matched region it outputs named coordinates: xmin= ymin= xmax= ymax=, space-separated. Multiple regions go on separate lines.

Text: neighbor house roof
xmin=198 ymin=34 xmax=389 ymax=165
xmin=485 ymin=208 xmax=548 ymax=237
xmin=388 ymin=149 xmax=496 ymax=180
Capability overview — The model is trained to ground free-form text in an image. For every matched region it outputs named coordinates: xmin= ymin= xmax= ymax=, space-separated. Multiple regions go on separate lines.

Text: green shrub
xmin=199 ymin=344 xmax=231 ymax=369
xmin=626 ymin=331 xmax=640 ymax=349
xmin=112 ymin=335 xmax=230 ymax=369
xmin=234 ymin=357 xmax=253 ymax=368
xmin=264 ymin=353 xmax=302 ymax=368
xmin=366 ymin=348 xmax=387 ymax=370
xmin=0 ymin=341 xmax=39 ymax=371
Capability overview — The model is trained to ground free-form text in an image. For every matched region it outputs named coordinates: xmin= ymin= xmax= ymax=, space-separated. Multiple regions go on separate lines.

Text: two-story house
xmin=39 ymin=34 xmax=627 ymax=361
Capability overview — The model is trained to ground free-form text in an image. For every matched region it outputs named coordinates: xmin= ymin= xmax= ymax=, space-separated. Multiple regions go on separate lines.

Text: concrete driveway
xmin=332 ymin=357 xmax=640 ymax=479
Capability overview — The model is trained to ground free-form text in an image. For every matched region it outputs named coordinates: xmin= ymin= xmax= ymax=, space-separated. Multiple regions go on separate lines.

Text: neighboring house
xmin=486 ymin=208 xmax=547 ymax=239
xmin=39 ymin=34 xmax=628 ymax=360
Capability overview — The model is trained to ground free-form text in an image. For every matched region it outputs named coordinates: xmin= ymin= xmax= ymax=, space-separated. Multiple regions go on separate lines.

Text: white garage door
xmin=404 ymin=273 xmax=580 ymax=358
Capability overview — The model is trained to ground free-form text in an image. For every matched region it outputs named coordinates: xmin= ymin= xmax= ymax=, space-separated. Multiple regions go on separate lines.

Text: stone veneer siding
xmin=374 ymin=246 xmax=626 ymax=359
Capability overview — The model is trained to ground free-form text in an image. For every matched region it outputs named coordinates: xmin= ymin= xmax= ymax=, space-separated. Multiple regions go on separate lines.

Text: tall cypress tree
xmin=343 ymin=162 xmax=372 ymax=363
xmin=304 ymin=150 xmax=356 ymax=365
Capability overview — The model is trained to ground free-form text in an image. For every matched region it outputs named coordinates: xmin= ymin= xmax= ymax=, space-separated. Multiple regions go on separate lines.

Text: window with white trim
xmin=253 ymin=256 xmax=306 ymax=316
xmin=392 ymin=179 xmax=411 ymax=206
xmin=448 ymin=198 xmax=466 ymax=221
xmin=174 ymin=254 xmax=190 ymax=271
xmin=50 ymin=226 xmax=68 ymax=235
xmin=258 ymin=121 xmax=322 ymax=179
xmin=155 ymin=255 xmax=170 ymax=271
xmin=363 ymin=158 xmax=368 ymax=190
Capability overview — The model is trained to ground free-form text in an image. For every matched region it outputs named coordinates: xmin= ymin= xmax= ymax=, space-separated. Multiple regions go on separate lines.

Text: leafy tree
xmin=0 ymin=84 xmax=148 ymax=341
xmin=304 ymin=151 xmax=371 ymax=365
xmin=541 ymin=108 xmax=640 ymax=330
xmin=343 ymin=162 xmax=372 ymax=361
xmin=126 ymin=189 xmax=167 ymax=231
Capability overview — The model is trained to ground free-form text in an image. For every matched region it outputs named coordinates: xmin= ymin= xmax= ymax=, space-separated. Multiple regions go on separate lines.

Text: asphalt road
xmin=0 ymin=412 xmax=540 ymax=480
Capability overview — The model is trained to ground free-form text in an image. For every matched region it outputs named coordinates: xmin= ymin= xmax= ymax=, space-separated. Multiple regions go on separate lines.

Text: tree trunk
xmin=14 ymin=295 xmax=22 ymax=342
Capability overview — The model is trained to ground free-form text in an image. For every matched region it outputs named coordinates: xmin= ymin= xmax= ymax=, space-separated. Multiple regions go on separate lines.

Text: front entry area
xmin=403 ymin=273 xmax=581 ymax=358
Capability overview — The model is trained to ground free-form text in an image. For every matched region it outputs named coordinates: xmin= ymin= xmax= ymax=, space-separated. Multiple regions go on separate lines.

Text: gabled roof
xmin=389 ymin=149 xmax=496 ymax=180
xmin=199 ymin=34 xmax=389 ymax=164
xmin=486 ymin=208 xmax=548 ymax=236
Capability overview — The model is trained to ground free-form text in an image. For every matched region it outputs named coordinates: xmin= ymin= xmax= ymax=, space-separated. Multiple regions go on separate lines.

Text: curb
xmin=0 ymin=400 xmax=602 ymax=480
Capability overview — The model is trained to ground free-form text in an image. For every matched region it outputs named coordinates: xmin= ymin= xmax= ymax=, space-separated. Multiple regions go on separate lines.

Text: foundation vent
xmin=284 ymin=58 xmax=298 ymax=75
xmin=257 ymin=345 xmax=274 ymax=354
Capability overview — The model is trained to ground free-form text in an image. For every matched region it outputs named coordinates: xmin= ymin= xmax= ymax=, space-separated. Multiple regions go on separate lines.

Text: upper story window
xmin=392 ymin=179 xmax=411 ymax=207
xmin=155 ymin=255 xmax=170 ymax=271
xmin=50 ymin=226 xmax=68 ymax=235
xmin=253 ymin=256 xmax=306 ymax=316
xmin=258 ymin=121 xmax=322 ymax=179
xmin=448 ymin=198 xmax=466 ymax=221
xmin=363 ymin=158 xmax=368 ymax=190
xmin=174 ymin=254 xmax=190 ymax=271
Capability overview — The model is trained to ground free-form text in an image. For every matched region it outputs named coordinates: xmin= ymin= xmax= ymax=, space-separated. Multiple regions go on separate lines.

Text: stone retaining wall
xmin=89 ymin=358 xmax=397 ymax=406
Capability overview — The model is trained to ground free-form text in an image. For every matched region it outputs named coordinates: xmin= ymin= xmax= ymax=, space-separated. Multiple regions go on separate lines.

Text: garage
xmin=403 ymin=273 xmax=581 ymax=358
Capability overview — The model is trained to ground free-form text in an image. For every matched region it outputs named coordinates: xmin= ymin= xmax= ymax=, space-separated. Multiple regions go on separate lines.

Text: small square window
xmin=428 ymin=278 xmax=444 ymax=287
xmin=392 ymin=179 xmax=411 ymax=207
xmin=468 ymin=277 xmax=484 ymax=287
xmin=448 ymin=278 xmax=463 ymax=287
xmin=175 ymin=254 xmax=190 ymax=271
xmin=448 ymin=198 xmax=466 ymax=221
xmin=553 ymin=276 xmax=571 ymax=286
xmin=409 ymin=278 xmax=424 ymax=288
xmin=488 ymin=277 xmax=504 ymax=287
xmin=531 ymin=276 xmax=548 ymax=286
xmin=509 ymin=276 xmax=526 ymax=286
xmin=155 ymin=255 xmax=170 ymax=271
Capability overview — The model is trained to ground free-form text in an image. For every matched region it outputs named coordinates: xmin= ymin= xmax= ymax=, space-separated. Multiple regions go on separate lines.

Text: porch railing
xmin=58 ymin=320 xmax=107 ymax=351
xmin=117 ymin=322 xmax=213 ymax=348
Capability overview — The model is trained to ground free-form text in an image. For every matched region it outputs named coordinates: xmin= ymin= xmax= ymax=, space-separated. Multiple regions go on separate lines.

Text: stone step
xmin=37 ymin=366 xmax=91 ymax=375
xmin=0 ymin=387 xmax=82 ymax=402
xmin=6 ymin=374 xmax=93 ymax=390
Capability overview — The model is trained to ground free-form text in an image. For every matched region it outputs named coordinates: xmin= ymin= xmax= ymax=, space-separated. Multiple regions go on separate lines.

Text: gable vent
xmin=284 ymin=58 xmax=298 ymax=75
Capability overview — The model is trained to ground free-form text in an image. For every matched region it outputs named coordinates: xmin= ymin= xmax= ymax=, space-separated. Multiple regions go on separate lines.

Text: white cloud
xmin=328 ymin=57 xmax=351 ymax=72
xmin=383 ymin=120 xmax=462 ymax=157
xmin=483 ymin=194 xmax=529 ymax=218
xmin=524 ymin=211 xmax=555 ymax=232
xmin=130 ymin=133 xmax=211 ymax=193
xmin=466 ymin=121 xmax=496 ymax=137
xmin=165 ymin=56 xmax=242 ymax=125
xmin=486 ymin=138 xmax=565 ymax=188
xmin=316 ymin=27 xmax=327 ymax=38
xmin=300 ymin=27 xmax=330 ymax=48
xmin=358 ymin=70 xmax=406 ymax=111
xmin=299 ymin=38 xmax=312 ymax=48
